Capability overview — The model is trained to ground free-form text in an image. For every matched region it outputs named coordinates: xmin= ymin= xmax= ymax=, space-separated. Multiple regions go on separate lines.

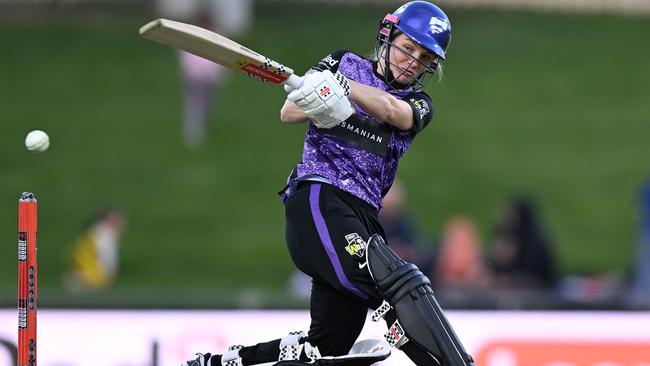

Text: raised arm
xmin=347 ymin=80 xmax=414 ymax=131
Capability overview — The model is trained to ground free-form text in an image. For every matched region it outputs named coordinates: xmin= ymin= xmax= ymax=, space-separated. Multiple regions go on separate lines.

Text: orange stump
xmin=18 ymin=192 xmax=38 ymax=366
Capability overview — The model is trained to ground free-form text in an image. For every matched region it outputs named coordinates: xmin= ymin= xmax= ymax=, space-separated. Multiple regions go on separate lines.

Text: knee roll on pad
xmin=366 ymin=234 xmax=475 ymax=366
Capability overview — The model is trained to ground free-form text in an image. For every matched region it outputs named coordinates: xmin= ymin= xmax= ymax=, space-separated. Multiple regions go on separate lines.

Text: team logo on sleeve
xmin=344 ymin=233 xmax=367 ymax=257
xmin=410 ymin=98 xmax=431 ymax=120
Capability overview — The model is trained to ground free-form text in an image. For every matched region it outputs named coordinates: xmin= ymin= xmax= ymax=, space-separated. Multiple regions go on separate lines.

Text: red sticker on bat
xmin=240 ymin=63 xmax=288 ymax=84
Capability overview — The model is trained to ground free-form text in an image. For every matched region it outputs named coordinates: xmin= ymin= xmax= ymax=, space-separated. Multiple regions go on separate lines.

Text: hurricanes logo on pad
xmin=344 ymin=233 xmax=367 ymax=257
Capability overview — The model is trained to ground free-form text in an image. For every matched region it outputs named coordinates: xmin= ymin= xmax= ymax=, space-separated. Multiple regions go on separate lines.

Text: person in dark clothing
xmin=184 ymin=2 xmax=473 ymax=366
xmin=489 ymin=196 xmax=557 ymax=289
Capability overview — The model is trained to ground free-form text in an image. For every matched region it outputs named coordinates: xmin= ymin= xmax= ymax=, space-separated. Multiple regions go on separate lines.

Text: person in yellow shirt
xmin=64 ymin=207 xmax=126 ymax=291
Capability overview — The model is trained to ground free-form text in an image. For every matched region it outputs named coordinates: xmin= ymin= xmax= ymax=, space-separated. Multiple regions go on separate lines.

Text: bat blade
xmin=139 ymin=18 xmax=302 ymax=87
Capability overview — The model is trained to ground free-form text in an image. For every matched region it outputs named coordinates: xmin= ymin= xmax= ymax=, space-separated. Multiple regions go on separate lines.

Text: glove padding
xmin=286 ymin=70 xmax=354 ymax=129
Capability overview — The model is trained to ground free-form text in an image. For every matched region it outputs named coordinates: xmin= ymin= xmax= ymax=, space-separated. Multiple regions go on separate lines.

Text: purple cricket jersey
xmin=282 ymin=50 xmax=434 ymax=210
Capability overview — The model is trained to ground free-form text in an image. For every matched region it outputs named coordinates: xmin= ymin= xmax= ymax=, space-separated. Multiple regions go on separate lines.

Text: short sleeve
xmin=403 ymin=92 xmax=434 ymax=134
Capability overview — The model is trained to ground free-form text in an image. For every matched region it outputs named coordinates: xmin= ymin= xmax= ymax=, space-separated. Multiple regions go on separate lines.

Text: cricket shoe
xmin=183 ymin=345 xmax=244 ymax=366
xmin=182 ymin=353 xmax=214 ymax=366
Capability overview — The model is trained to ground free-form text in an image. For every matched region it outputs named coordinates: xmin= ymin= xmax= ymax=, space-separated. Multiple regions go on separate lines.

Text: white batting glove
xmin=287 ymin=70 xmax=354 ymax=129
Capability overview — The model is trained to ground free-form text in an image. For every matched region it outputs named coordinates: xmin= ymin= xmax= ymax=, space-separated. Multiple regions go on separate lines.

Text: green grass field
xmin=1 ymin=3 xmax=649 ymax=303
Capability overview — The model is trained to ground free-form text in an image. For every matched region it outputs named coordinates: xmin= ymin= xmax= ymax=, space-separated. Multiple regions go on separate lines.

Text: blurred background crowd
xmin=1 ymin=0 xmax=649 ymax=311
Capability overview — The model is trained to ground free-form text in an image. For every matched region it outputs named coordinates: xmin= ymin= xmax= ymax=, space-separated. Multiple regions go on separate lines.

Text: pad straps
xmin=222 ymin=345 xmax=244 ymax=366
xmin=371 ymin=300 xmax=391 ymax=322
xmin=372 ymin=300 xmax=410 ymax=349
xmin=279 ymin=331 xmax=305 ymax=361
xmin=385 ymin=320 xmax=409 ymax=348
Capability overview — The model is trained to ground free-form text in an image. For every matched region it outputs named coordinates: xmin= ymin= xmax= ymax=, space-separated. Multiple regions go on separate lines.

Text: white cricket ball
xmin=25 ymin=130 xmax=50 ymax=152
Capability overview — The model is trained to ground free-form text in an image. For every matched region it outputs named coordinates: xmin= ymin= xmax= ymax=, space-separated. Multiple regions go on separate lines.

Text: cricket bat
xmin=139 ymin=18 xmax=303 ymax=89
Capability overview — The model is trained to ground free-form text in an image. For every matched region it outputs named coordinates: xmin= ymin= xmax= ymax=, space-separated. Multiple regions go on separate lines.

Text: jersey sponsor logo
xmin=322 ymin=113 xmax=391 ymax=156
xmin=430 ymin=17 xmax=450 ymax=34
xmin=340 ymin=122 xmax=384 ymax=144
xmin=410 ymin=97 xmax=430 ymax=120
xmin=344 ymin=233 xmax=367 ymax=258
xmin=318 ymin=54 xmax=339 ymax=70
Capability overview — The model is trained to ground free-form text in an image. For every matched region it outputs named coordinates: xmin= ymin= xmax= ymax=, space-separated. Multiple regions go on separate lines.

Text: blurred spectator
xmin=64 ymin=207 xmax=126 ymax=292
xmin=379 ymin=178 xmax=433 ymax=270
xmin=155 ymin=0 xmax=254 ymax=148
xmin=434 ymin=216 xmax=491 ymax=289
xmin=488 ymin=196 xmax=558 ymax=289
xmin=632 ymin=172 xmax=650 ymax=302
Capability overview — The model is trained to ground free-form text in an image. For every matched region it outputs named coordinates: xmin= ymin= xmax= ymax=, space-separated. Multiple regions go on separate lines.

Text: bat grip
xmin=285 ymin=74 xmax=304 ymax=89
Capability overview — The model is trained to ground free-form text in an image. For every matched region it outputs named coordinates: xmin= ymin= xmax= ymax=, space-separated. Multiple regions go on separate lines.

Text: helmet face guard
xmin=375 ymin=1 xmax=452 ymax=89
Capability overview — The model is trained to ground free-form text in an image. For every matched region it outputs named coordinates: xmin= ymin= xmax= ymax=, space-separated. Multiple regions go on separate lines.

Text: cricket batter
xmin=184 ymin=2 xmax=474 ymax=365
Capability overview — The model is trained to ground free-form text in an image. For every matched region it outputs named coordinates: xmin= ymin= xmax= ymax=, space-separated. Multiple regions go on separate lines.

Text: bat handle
xmin=285 ymin=74 xmax=304 ymax=89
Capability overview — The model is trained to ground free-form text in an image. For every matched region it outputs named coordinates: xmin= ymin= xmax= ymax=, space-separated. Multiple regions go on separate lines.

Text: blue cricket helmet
xmin=382 ymin=1 xmax=452 ymax=60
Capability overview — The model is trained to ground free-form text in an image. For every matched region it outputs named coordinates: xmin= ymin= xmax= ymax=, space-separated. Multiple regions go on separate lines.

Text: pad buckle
xmin=279 ymin=331 xmax=305 ymax=361
xmin=221 ymin=345 xmax=244 ymax=366
xmin=384 ymin=320 xmax=409 ymax=349
xmin=371 ymin=300 xmax=391 ymax=322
